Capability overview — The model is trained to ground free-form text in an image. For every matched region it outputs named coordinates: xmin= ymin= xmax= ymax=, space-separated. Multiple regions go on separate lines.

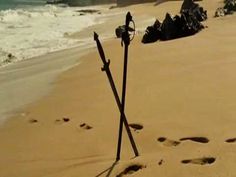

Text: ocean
xmin=0 ymin=0 xmax=111 ymax=67
xmin=0 ymin=0 xmax=126 ymax=123
xmin=0 ymin=0 xmax=114 ymax=10
xmin=0 ymin=0 xmax=45 ymax=10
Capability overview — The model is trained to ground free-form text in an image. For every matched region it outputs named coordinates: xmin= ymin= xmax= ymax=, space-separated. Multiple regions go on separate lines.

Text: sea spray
xmin=0 ymin=5 xmax=105 ymax=67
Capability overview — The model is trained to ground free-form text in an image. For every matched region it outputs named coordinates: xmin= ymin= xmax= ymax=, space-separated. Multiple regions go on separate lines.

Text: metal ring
xmin=129 ymin=20 xmax=136 ymax=41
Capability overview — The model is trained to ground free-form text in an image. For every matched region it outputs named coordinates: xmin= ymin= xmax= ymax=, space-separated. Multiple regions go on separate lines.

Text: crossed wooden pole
xmin=94 ymin=12 xmax=139 ymax=161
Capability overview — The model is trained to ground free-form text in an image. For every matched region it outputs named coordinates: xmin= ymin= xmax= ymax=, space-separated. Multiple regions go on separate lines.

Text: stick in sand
xmin=94 ymin=32 xmax=139 ymax=160
xmin=116 ymin=12 xmax=135 ymax=161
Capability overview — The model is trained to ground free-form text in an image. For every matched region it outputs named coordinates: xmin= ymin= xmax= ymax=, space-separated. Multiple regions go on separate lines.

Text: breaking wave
xmin=0 ymin=5 xmax=103 ymax=67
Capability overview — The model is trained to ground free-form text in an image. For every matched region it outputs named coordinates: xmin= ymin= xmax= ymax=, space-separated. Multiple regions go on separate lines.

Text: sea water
xmin=0 ymin=0 xmax=121 ymax=123
xmin=0 ymin=0 xmax=45 ymax=10
xmin=0 ymin=0 xmax=107 ymax=67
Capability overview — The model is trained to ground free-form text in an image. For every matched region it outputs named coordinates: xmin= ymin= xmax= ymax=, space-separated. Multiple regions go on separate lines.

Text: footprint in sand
xmin=116 ymin=164 xmax=145 ymax=177
xmin=158 ymin=159 xmax=164 ymax=166
xmin=157 ymin=137 xmax=180 ymax=147
xmin=80 ymin=123 xmax=93 ymax=130
xmin=180 ymin=137 xmax=209 ymax=143
xmin=29 ymin=119 xmax=38 ymax=124
xmin=181 ymin=157 xmax=216 ymax=165
xmin=225 ymin=138 xmax=236 ymax=143
xmin=55 ymin=117 xmax=70 ymax=124
xmin=129 ymin=123 xmax=143 ymax=132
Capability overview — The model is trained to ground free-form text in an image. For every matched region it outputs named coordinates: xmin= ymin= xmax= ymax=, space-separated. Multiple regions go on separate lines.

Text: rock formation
xmin=180 ymin=0 xmax=207 ymax=21
xmin=142 ymin=0 xmax=206 ymax=43
xmin=215 ymin=0 xmax=236 ymax=17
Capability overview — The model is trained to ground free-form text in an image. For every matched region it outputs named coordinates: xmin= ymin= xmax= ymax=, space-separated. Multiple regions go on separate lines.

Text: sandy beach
xmin=1 ymin=0 xmax=236 ymax=177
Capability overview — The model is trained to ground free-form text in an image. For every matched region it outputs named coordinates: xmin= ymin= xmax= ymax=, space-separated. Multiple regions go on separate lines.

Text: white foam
xmin=0 ymin=5 xmax=104 ymax=67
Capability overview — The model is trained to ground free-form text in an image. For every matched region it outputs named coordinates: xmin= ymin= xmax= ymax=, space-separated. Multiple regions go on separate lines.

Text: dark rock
xmin=161 ymin=13 xmax=179 ymax=40
xmin=180 ymin=11 xmax=204 ymax=36
xmin=8 ymin=53 xmax=13 ymax=58
xmin=215 ymin=7 xmax=226 ymax=17
xmin=181 ymin=0 xmax=198 ymax=12
xmin=142 ymin=0 xmax=206 ymax=44
xmin=215 ymin=0 xmax=236 ymax=17
xmin=180 ymin=0 xmax=207 ymax=22
xmin=224 ymin=0 xmax=236 ymax=14
xmin=142 ymin=19 xmax=162 ymax=43
xmin=142 ymin=12 xmax=204 ymax=43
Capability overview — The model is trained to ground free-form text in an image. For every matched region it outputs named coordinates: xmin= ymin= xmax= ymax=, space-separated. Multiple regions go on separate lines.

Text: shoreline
xmin=0 ymin=45 xmax=90 ymax=123
xmin=2 ymin=1 xmax=236 ymax=177
xmin=0 ymin=2 xmax=158 ymax=124
xmin=0 ymin=3 xmax=125 ymax=123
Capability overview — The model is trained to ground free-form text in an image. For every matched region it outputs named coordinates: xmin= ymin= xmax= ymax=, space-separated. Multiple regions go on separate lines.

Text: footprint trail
xmin=157 ymin=137 xmax=180 ymax=147
xmin=182 ymin=157 xmax=216 ymax=165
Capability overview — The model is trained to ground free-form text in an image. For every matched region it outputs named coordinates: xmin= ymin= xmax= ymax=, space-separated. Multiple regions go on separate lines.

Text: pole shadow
xmin=95 ymin=161 xmax=118 ymax=177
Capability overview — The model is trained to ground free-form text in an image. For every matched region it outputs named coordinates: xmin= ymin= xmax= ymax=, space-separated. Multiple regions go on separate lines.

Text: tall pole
xmin=116 ymin=12 xmax=133 ymax=161
xmin=94 ymin=32 xmax=139 ymax=160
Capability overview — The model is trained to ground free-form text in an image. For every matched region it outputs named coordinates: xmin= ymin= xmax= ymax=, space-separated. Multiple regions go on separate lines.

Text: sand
xmin=1 ymin=1 xmax=236 ymax=177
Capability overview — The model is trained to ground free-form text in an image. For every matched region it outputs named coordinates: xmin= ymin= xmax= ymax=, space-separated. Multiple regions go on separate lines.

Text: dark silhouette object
xmin=116 ymin=12 xmax=137 ymax=161
xmin=94 ymin=29 xmax=139 ymax=160
xmin=142 ymin=11 xmax=204 ymax=43
xmin=161 ymin=13 xmax=179 ymax=40
xmin=142 ymin=0 xmax=206 ymax=43
xmin=8 ymin=53 xmax=13 ymax=59
xmin=180 ymin=11 xmax=204 ymax=36
xmin=180 ymin=0 xmax=207 ymax=22
xmin=142 ymin=19 xmax=162 ymax=43
xmin=115 ymin=25 xmax=135 ymax=38
xmin=224 ymin=0 xmax=236 ymax=13
xmin=215 ymin=0 xmax=236 ymax=17
xmin=181 ymin=0 xmax=198 ymax=11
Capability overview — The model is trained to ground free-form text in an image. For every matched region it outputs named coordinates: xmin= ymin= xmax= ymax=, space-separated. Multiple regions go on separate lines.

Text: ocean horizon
xmin=0 ymin=0 xmax=115 ymax=10
xmin=0 ymin=0 xmax=46 ymax=10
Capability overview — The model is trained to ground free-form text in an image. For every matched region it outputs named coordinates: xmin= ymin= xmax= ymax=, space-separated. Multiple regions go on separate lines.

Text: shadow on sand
xmin=95 ymin=161 xmax=118 ymax=177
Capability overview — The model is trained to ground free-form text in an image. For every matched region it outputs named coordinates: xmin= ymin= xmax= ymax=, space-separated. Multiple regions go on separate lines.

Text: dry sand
xmin=1 ymin=1 xmax=236 ymax=177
